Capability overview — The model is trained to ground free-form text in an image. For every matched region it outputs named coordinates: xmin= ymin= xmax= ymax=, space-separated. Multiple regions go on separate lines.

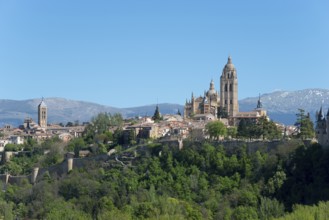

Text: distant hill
xmin=124 ymin=103 xmax=183 ymax=118
xmin=239 ymin=88 xmax=329 ymax=125
xmin=0 ymin=98 xmax=124 ymax=126
xmin=0 ymin=89 xmax=328 ymax=127
xmin=0 ymin=98 xmax=183 ymax=127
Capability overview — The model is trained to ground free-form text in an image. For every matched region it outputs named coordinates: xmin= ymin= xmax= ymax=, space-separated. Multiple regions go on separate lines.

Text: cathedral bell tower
xmin=220 ymin=56 xmax=239 ymax=117
xmin=38 ymin=98 xmax=47 ymax=129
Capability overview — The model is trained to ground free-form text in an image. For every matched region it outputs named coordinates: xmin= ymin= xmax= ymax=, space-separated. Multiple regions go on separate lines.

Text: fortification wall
xmin=0 ymin=139 xmax=311 ymax=187
xmin=0 ymin=154 xmax=111 ymax=187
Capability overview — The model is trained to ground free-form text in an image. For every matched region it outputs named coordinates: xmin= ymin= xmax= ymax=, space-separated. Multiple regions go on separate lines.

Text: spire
xmin=39 ymin=97 xmax=47 ymax=107
xmin=257 ymin=93 xmax=263 ymax=109
xmin=318 ymin=106 xmax=324 ymax=121
xmin=228 ymin=56 xmax=232 ymax=64
xmin=210 ymin=79 xmax=215 ymax=90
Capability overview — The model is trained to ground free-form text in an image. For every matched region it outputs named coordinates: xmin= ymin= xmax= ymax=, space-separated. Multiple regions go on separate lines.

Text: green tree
xmin=295 ymin=109 xmax=315 ymax=139
xmin=45 ymin=199 xmax=90 ymax=220
xmin=152 ymin=105 xmax=162 ymax=121
xmin=205 ymin=121 xmax=227 ymax=140
xmin=237 ymin=118 xmax=255 ymax=139
xmin=42 ymin=141 xmax=66 ymax=167
xmin=84 ymin=113 xmax=124 ymax=143
xmin=66 ymin=121 xmax=74 ymax=127
xmin=109 ymin=113 xmax=124 ymax=127
xmin=66 ymin=137 xmax=86 ymax=153
xmin=0 ymin=200 xmax=14 ymax=220
xmin=4 ymin=143 xmax=21 ymax=151
xmin=227 ymin=126 xmax=238 ymax=139
xmin=259 ymin=197 xmax=284 ymax=219
xmin=128 ymin=129 xmax=137 ymax=145
xmin=231 ymin=206 xmax=258 ymax=220
xmin=256 ymin=116 xmax=281 ymax=140
xmin=23 ymin=136 xmax=38 ymax=151
xmin=266 ymin=169 xmax=286 ymax=194
xmin=113 ymin=128 xmax=124 ymax=145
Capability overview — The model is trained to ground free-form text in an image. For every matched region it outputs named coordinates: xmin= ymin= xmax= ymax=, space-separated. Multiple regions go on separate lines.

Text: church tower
xmin=316 ymin=106 xmax=329 ymax=147
xmin=38 ymin=98 xmax=47 ymax=129
xmin=220 ymin=56 xmax=239 ymax=117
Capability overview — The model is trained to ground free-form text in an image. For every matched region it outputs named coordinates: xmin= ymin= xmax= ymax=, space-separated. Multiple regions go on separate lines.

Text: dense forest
xmin=1 ymin=138 xmax=329 ymax=219
xmin=1 ymin=111 xmax=328 ymax=219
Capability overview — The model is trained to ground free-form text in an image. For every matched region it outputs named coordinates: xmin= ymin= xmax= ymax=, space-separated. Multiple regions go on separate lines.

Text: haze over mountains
xmin=0 ymin=89 xmax=328 ymax=127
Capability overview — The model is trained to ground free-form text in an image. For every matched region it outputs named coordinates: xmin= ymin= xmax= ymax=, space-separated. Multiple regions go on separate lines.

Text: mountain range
xmin=0 ymin=89 xmax=328 ymax=127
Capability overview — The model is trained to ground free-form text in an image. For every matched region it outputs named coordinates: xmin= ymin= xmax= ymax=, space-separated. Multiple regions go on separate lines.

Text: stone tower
xmin=220 ymin=56 xmax=239 ymax=117
xmin=316 ymin=107 xmax=329 ymax=147
xmin=38 ymin=98 xmax=47 ymax=128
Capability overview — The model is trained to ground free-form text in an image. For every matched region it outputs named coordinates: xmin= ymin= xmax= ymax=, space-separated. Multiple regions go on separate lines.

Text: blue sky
xmin=0 ymin=1 xmax=328 ymax=108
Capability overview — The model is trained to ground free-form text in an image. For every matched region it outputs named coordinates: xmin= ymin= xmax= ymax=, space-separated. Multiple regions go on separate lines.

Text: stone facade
xmin=315 ymin=107 xmax=329 ymax=147
xmin=184 ymin=79 xmax=220 ymax=117
xmin=220 ymin=56 xmax=239 ymax=117
xmin=38 ymin=98 xmax=47 ymax=129
xmin=184 ymin=56 xmax=267 ymax=125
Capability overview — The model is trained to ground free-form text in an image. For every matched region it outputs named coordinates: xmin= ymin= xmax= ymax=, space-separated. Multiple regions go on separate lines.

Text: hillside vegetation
xmin=1 ymin=137 xmax=329 ymax=219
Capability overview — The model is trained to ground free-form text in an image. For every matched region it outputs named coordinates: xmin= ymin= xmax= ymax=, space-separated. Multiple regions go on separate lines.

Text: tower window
xmin=225 ymin=100 xmax=227 ymax=104
xmin=230 ymin=100 xmax=233 ymax=104
xmin=230 ymin=84 xmax=233 ymax=92
xmin=225 ymin=84 xmax=228 ymax=92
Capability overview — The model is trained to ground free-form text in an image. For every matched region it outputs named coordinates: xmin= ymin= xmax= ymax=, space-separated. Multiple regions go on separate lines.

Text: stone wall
xmin=0 ymin=139 xmax=311 ymax=187
xmin=0 ymin=154 xmax=111 ymax=187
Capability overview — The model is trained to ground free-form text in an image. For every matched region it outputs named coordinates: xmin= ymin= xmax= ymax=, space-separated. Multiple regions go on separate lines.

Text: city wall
xmin=0 ymin=139 xmax=312 ymax=187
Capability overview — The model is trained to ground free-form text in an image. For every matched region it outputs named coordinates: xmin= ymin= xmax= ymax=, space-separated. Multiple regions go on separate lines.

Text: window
xmin=225 ymin=84 xmax=228 ymax=92
xmin=230 ymin=100 xmax=233 ymax=104
xmin=225 ymin=100 xmax=227 ymax=104
xmin=230 ymin=84 xmax=233 ymax=92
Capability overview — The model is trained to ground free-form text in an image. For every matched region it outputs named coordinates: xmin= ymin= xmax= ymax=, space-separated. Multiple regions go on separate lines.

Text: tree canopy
xmin=2 ymin=139 xmax=329 ymax=219
xmin=295 ymin=108 xmax=315 ymax=139
xmin=152 ymin=105 xmax=162 ymax=121
xmin=237 ymin=117 xmax=281 ymax=140
xmin=205 ymin=121 xmax=227 ymax=140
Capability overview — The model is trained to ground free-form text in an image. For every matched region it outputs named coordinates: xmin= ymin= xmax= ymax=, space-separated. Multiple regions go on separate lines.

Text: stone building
xmin=220 ymin=56 xmax=239 ymax=117
xmin=184 ymin=56 xmax=267 ymax=126
xmin=38 ymin=98 xmax=47 ymax=129
xmin=184 ymin=79 xmax=220 ymax=117
xmin=315 ymin=106 xmax=329 ymax=147
xmin=232 ymin=94 xmax=267 ymax=125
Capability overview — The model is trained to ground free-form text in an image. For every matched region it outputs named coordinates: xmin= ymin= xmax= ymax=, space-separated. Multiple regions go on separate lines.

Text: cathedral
xmin=315 ymin=106 xmax=329 ymax=147
xmin=184 ymin=56 xmax=267 ymax=125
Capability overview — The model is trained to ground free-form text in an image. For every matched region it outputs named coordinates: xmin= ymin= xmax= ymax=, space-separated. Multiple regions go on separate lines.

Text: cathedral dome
xmin=207 ymin=79 xmax=217 ymax=96
xmin=207 ymin=90 xmax=217 ymax=96
xmin=224 ymin=56 xmax=235 ymax=71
